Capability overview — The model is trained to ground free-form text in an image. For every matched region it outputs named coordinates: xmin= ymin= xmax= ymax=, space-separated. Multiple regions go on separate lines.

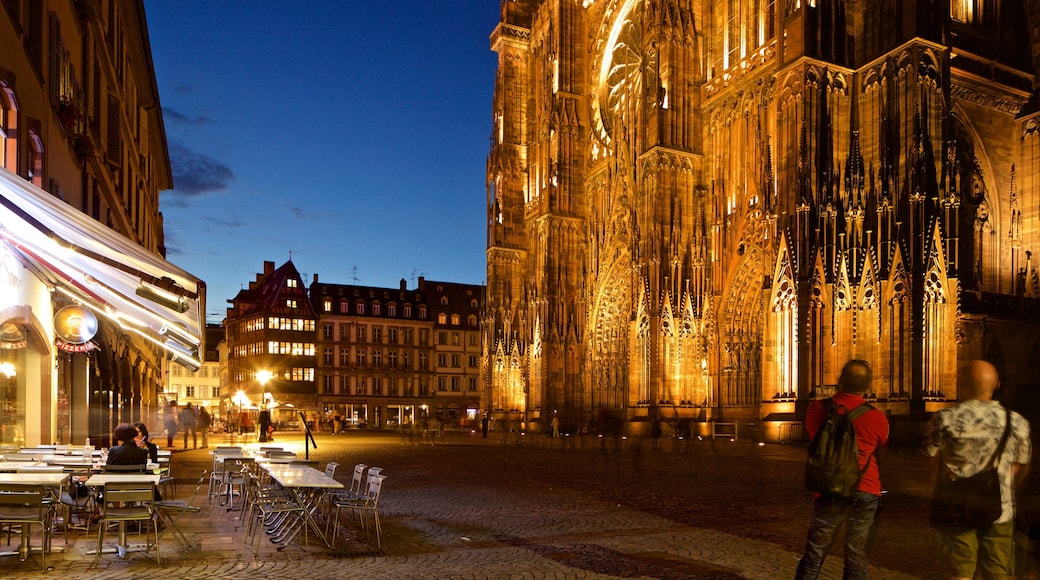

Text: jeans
xmin=795 ymin=492 xmax=881 ymax=580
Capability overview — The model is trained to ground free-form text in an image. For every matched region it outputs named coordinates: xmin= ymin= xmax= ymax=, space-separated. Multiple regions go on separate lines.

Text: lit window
xmin=451 ymin=314 xmax=460 ymax=325
xmin=438 ymin=313 xmax=447 ymax=325
xmin=287 ymin=279 xmax=298 ymax=288
xmin=323 ymin=298 xmax=332 ymax=312
xmin=285 ymin=299 xmax=297 ymax=308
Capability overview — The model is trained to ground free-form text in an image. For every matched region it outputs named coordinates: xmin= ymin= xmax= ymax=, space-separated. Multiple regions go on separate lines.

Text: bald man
xmin=922 ymin=360 xmax=1031 ymax=580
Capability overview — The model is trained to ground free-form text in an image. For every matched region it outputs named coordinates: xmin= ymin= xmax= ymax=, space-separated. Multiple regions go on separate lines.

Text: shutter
xmin=107 ymin=94 xmax=121 ymax=166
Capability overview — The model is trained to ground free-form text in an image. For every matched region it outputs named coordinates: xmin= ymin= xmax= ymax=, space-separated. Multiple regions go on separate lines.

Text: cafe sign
xmin=54 ymin=304 xmax=98 ymax=345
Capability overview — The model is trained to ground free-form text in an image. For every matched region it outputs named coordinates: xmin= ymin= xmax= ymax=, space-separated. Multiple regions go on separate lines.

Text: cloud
xmin=167 ymin=141 xmax=235 ymax=199
xmin=162 ymin=106 xmax=215 ymax=125
xmin=202 ymin=215 xmax=245 ymax=230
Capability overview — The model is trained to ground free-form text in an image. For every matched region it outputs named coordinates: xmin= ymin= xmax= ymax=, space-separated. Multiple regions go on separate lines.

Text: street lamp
xmin=257 ymin=369 xmax=272 ymax=410
xmin=232 ymin=390 xmax=251 ymax=435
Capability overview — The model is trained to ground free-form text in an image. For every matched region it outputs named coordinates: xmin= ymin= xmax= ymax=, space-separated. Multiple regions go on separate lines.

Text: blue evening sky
xmin=144 ymin=2 xmax=499 ymax=322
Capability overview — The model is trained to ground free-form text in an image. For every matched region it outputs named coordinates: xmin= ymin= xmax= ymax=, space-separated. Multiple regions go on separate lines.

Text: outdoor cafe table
xmin=0 ymin=472 xmax=70 ymax=559
xmin=85 ymin=473 xmax=161 ymax=556
xmin=0 ymin=461 xmax=44 ymax=472
xmin=260 ymin=463 xmax=342 ymax=548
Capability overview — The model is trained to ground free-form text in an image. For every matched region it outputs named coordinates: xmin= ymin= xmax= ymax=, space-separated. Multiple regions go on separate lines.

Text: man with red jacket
xmin=795 ymin=359 xmax=890 ymax=580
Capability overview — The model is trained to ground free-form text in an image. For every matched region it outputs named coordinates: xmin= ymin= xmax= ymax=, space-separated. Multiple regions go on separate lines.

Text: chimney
xmin=263 ymin=261 xmax=275 ymax=275
xmin=400 ymin=278 xmax=407 ymax=291
xmin=418 ymin=276 xmax=425 ymax=291
xmin=313 ymin=273 xmax=320 ymax=284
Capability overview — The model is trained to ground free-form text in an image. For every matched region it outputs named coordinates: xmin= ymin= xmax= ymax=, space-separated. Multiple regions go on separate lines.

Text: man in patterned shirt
xmin=922 ymin=360 xmax=1031 ymax=579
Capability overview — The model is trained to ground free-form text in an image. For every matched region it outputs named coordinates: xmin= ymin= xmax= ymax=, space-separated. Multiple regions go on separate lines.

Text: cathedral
xmin=483 ymin=0 xmax=1040 ymax=440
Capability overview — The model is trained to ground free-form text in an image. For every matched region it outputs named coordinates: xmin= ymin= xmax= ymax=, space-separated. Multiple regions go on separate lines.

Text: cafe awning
xmin=0 ymin=167 xmax=204 ymax=370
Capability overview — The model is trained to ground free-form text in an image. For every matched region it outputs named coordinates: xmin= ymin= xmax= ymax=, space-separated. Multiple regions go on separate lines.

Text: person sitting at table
xmin=107 ymin=423 xmax=150 ymax=466
xmin=108 ymin=422 xmax=163 ymax=502
xmin=131 ymin=421 xmax=159 ymax=463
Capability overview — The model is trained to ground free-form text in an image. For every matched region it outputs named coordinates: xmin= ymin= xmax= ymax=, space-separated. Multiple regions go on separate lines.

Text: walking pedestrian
xmin=795 ymin=359 xmax=889 ymax=580
xmin=180 ymin=402 xmax=198 ymax=449
xmin=258 ymin=408 xmax=272 ymax=443
xmin=164 ymin=402 xmax=179 ymax=448
xmin=197 ymin=406 xmax=211 ymax=448
xmin=922 ymin=360 xmax=1031 ymax=579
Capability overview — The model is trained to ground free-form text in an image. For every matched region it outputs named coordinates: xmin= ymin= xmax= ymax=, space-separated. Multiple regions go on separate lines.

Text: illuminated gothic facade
xmin=484 ymin=0 xmax=1040 ymax=437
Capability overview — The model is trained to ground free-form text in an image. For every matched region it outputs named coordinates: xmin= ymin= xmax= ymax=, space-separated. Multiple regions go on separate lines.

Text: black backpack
xmin=805 ymin=398 xmax=874 ymax=498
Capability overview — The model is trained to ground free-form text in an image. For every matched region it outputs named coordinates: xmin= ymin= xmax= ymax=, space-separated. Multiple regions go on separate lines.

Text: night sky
xmin=144 ymin=1 xmax=499 ymax=321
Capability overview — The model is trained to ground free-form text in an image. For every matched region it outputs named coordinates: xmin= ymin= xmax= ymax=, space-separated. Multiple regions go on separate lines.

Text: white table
xmin=0 ymin=461 xmax=43 ymax=472
xmin=261 ymin=464 xmax=342 ymax=548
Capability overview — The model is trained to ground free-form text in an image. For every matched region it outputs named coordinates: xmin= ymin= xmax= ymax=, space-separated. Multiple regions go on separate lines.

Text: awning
xmin=0 ymin=167 xmax=204 ymax=370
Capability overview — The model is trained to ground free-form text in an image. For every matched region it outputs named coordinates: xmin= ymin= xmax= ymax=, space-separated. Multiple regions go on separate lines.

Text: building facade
xmin=484 ymin=0 xmax=1040 ymax=438
xmin=224 ymin=260 xmax=316 ymax=428
xmin=166 ymin=323 xmax=223 ymax=419
xmin=310 ymin=276 xmax=484 ymax=430
xmin=0 ymin=0 xmax=203 ymax=447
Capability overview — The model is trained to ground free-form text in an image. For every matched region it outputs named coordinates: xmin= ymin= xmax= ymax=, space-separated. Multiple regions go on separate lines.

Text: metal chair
xmin=220 ymin=457 xmax=256 ymax=510
xmin=323 ymin=462 xmax=339 ymax=479
xmin=242 ymin=471 xmax=306 ymax=554
xmin=0 ymin=484 xmax=54 ymax=571
xmin=152 ymin=471 xmax=207 ymax=551
xmin=93 ymin=481 xmax=160 ymax=566
xmin=208 ymin=448 xmax=243 ymax=499
xmin=330 ymin=474 xmax=385 ymax=547
xmin=59 ymin=478 xmax=93 ymax=533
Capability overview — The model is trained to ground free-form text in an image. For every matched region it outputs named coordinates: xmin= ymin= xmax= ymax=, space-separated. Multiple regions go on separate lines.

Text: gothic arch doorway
xmin=716 ymin=243 xmax=766 ymax=408
xmin=586 ymin=249 xmax=632 ymax=414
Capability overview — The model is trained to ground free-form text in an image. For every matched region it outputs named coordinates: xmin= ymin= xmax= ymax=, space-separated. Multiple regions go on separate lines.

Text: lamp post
xmin=257 ymin=370 xmax=273 ymax=410
xmin=257 ymin=370 xmax=272 ymax=442
xmin=232 ymin=389 xmax=250 ymax=435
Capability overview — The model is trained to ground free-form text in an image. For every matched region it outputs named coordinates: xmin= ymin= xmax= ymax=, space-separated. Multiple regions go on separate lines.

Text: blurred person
xmin=164 ymin=402 xmax=179 ymax=448
xmin=180 ymin=402 xmax=198 ymax=449
xmin=197 ymin=407 xmax=211 ymax=448
xmin=922 ymin=360 xmax=1031 ymax=580
xmin=258 ymin=408 xmax=272 ymax=443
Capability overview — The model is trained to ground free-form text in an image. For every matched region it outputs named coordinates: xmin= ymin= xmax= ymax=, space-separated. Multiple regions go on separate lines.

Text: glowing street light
xmin=257 ymin=369 xmax=273 ymax=410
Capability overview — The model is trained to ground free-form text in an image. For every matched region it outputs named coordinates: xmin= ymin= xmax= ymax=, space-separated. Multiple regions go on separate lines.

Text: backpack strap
xmin=844 ymin=401 xmax=877 ymax=479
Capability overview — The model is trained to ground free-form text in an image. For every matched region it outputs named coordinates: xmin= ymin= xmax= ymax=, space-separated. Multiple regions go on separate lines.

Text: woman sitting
xmin=132 ymin=421 xmax=160 ymax=463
